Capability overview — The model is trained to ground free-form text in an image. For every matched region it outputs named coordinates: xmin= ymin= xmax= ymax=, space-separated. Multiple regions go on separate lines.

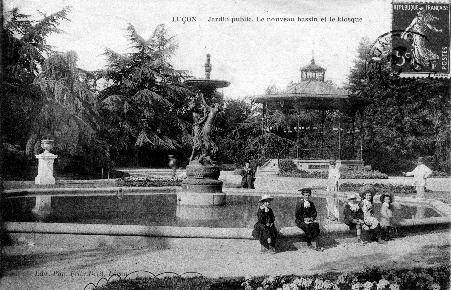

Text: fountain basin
xmin=3 ymin=191 xmax=445 ymax=228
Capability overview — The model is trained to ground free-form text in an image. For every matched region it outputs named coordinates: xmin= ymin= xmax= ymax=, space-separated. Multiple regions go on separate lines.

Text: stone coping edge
xmin=5 ymin=217 xmax=450 ymax=239
xmin=4 ymin=186 xmax=177 ymax=195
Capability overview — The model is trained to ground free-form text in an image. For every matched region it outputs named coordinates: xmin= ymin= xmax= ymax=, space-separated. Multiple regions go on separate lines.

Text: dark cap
xmin=299 ymin=188 xmax=312 ymax=195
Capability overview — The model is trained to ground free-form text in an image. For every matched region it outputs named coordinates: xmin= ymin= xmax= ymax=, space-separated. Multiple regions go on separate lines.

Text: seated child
xmin=295 ymin=188 xmax=324 ymax=251
xmin=252 ymin=194 xmax=277 ymax=253
xmin=343 ymin=192 xmax=364 ymax=243
xmin=380 ymin=193 xmax=394 ymax=241
xmin=359 ymin=185 xmax=386 ymax=244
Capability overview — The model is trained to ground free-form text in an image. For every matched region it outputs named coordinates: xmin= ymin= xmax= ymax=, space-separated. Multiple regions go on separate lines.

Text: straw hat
xmin=359 ymin=184 xmax=375 ymax=194
xmin=260 ymin=194 xmax=273 ymax=202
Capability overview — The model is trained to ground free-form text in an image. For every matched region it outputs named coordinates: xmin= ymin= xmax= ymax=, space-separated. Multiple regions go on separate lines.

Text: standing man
xmin=168 ymin=155 xmax=177 ymax=180
xmin=403 ymin=157 xmax=432 ymax=199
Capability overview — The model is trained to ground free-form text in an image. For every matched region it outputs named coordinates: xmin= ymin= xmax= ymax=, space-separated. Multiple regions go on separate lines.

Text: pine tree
xmin=1 ymin=7 xmax=71 ymax=178
xmin=100 ymin=24 xmax=193 ymax=166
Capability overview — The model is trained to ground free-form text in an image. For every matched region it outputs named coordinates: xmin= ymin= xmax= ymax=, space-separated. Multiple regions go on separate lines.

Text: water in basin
xmin=2 ymin=194 xmax=441 ymax=228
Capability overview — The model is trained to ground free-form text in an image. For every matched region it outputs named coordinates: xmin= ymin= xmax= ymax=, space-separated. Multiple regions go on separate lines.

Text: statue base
xmin=35 ymin=152 xmax=57 ymax=185
xmin=179 ymin=163 xmax=225 ymax=206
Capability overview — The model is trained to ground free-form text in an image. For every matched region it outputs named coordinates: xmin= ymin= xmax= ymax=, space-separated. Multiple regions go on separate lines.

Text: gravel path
xmin=1 ymin=230 xmax=449 ymax=290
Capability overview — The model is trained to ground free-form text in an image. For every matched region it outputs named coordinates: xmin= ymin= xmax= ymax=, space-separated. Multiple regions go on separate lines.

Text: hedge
xmin=340 ymin=183 xmax=417 ymax=195
xmin=117 ymin=176 xmax=182 ymax=187
xmin=278 ymin=159 xmax=388 ymax=179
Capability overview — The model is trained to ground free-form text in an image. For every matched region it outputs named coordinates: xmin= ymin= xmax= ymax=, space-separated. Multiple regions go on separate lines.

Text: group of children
xmin=253 ymin=185 xmax=395 ymax=254
xmin=343 ymin=185 xmax=395 ymax=244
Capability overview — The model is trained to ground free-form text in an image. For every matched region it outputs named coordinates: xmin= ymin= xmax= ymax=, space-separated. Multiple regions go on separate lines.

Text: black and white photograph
xmin=0 ymin=0 xmax=450 ymax=289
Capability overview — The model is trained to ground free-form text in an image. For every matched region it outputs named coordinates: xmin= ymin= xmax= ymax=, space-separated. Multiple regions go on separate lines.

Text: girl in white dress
xmin=361 ymin=191 xmax=380 ymax=229
xmin=359 ymin=186 xmax=386 ymax=244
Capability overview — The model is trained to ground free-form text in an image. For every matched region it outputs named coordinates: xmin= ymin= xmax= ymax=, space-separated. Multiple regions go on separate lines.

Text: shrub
xmin=2 ymin=144 xmax=36 ymax=180
xmin=278 ymin=159 xmax=301 ymax=174
xmin=340 ymin=169 xmax=388 ymax=179
xmin=363 ymin=165 xmax=372 ymax=171
xmin=430 ymin=171 xmax=449 ymax=178
xmin=219 ymin=163 xmax=238 ymax=171
xmin=340 ymin=183 xmax=416 ymax=195
xmin=279 ymin=170 xmax=328 ymax=179
xmin=117 ymin=176 xmax=182 ymax=187
xmin=96 ymin=266 xmax=450 ymax=290
xmin=278 ymin=159 xmax=388 ymax=179
xmin=234 ymin=168 xmax=245 ymax=176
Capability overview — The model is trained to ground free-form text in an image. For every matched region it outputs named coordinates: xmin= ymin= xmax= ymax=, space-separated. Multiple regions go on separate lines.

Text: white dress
xmin=361 ymin=200 xmax=379 ymax=229
xmin=327 ymin=166 xmax=340 ymax=192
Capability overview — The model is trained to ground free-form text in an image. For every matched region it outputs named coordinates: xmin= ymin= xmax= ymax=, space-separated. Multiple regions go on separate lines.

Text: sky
xmin=5 ymin=0 xmax=392 ymax=98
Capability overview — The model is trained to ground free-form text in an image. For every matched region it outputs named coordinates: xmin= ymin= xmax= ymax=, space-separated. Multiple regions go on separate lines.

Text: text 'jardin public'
xmin=172 ymin=16 xmax=363 ymax=24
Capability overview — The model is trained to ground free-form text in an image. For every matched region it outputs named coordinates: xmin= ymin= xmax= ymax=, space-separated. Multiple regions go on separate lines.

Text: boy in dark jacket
xmin=343 ymin=192 xmax=364 ymax=243
xmin=295 ymin=188 xmax=323 ymax=251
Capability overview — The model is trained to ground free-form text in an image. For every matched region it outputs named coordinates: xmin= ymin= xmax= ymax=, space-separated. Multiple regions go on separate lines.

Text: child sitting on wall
xmin=359 ymin=185 xmax=386 ymax=244
xmin=295 ymin=188 xmax=324 ymax=251
xmin=252 ymin=194 xmax=278 ymax=254
xmin=343 ymin=192 xmax=364 ymax=243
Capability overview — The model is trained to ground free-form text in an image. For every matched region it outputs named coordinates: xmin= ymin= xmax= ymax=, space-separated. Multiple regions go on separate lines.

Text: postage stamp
xmin=391 ymin=1 xmax=450 ymax=78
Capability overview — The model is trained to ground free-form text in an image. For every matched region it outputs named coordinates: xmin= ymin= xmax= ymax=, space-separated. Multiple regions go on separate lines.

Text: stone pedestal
xmin=35 ymin=152 xmax=57 ymax=185
xmin=178 ymin=162 xmax=225 ymax=206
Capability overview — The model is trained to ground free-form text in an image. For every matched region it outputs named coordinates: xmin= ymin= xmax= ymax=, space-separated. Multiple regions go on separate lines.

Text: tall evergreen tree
xmin=1 ymin=7 xmax=70 ymax=178
xmin=33 ymin=51 xmax=110 ymax=175
xmin=100 ymin=24 xmax=193 ymax=166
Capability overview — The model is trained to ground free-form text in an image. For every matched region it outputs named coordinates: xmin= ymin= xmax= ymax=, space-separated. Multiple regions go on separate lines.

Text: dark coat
xmin=241 ymin=166 xmax=255 ymax=189
xmin=343 ymin=203 xmax=364 ymax=228
xmin=295 ymin=200 xmax=317 ymax=223
xmin=252 ymin=207 xmax=277 ymax=247
xmin=295 ymin=200 xmax=320 ymax=242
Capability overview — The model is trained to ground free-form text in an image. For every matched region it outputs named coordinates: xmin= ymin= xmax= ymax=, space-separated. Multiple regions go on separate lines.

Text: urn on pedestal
xmin=35 ymin=139 xmax=58 ymax=185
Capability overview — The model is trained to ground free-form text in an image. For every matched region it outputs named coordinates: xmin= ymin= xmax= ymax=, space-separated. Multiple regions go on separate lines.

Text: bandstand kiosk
xmin=254 ymin=57 xmax=367 ymax=172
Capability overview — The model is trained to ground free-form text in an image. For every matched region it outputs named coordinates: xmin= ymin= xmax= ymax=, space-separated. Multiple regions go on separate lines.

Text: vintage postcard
xmin=1 ymin=0 xmax=450 ymax=289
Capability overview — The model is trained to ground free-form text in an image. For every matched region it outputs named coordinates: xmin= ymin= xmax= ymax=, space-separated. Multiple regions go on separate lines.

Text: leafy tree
xmin=214 ymin=99 xmax=293 ymax=165
xmin=2 ymin=8 xmax=70 ymax=144
xmin=1 ymin=7 xmax=70 ymax=178
xmin=346 ymin=38 xmax=450 ymax=173
xmin=33 ymin=51 xmax=110 ymax=176
xmin=100 ymin=24 xmax=193 ymax=167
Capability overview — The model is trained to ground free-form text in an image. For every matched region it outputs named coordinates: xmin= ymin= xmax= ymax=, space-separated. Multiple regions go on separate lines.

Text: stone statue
xmin=190 ymin=93 xmax=220 ymax=165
